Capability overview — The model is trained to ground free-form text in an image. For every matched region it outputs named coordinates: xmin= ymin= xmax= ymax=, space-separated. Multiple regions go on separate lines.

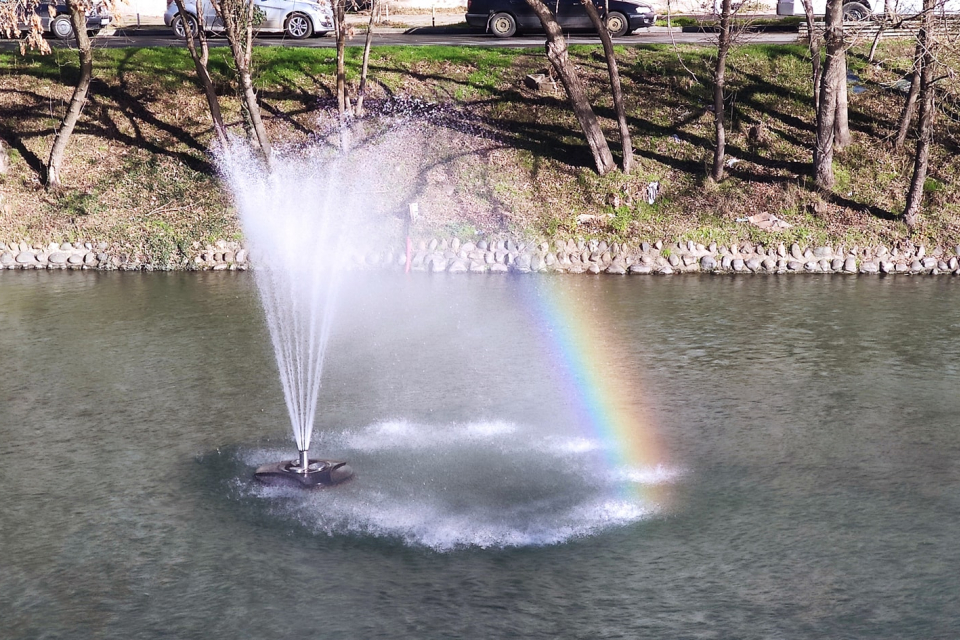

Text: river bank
xmin=2 ymin=43 xmax=959 ymax=261
xmin=3 ymin=236 xmax=960 ymax=275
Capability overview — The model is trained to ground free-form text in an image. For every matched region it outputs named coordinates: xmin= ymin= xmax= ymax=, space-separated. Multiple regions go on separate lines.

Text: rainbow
xmin=523 ymin=277 xmax=671 ymax=505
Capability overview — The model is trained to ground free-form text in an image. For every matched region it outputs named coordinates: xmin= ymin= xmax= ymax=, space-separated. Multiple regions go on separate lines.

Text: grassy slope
xmin=1 ymin=41 xmax=958 ymax=263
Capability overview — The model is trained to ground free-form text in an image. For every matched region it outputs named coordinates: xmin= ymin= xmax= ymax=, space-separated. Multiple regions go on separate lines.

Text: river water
xmin=1 ymin=271 xmax=958 ymax=638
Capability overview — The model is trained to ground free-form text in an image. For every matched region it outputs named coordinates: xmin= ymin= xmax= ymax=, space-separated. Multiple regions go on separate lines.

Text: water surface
xmin=1 ymin=271 xmax=958 ymax=638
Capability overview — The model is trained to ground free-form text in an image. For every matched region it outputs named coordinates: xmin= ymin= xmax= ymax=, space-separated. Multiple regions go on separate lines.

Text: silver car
xmin=163 ymin=0 xmax=333 ymax=40
xmin=15 ymin=2 xmax=112 ymax=40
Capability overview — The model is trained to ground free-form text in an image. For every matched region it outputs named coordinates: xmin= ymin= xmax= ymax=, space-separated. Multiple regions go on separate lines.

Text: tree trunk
xmin=173 ymin=0 xmax=227 ymax=146
xmin=237 ymin=66 xmax=273 ymax=166
xmin=219 ymin=0 xmax=273 ymax=168
xmin=355 ymin=0 xmax=376 ymax=117
xmin=814 ymin=0 xmax=844 ymax=190
xmin=711 ymin=0 xmax=733 ymax=182
xmin=800 ymin=0 xmax=821 ymax=114
xmin=902 ymin=0 xmax=936 ymax=229
xmin=46 ymin=0 xmax=93 ymax=190
xmin=867 ymin=23 xmax=884 ymax=62
xmin=579 ymin=0 xmax=632 ymax=172
xmin=894 ymin=39 xmax=922 ymax=150
xmin=523 ymin=0 xmax=615 ymax=175
xmin=332 ymin=0 xmax=348 ymax=116
xmin=870 ymin=0 xmax=904 ymax=62
xmin=834 ymin=51 xmax=852 ymax=149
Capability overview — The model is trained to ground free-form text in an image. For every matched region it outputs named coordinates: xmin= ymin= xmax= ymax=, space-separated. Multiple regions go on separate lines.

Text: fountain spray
xmin=218 ymin=139 xmax=356 ymax=489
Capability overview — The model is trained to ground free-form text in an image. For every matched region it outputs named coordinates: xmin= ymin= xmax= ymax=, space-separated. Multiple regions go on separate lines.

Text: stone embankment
xmin=0 ymin=240 xmax=248 ymax=272
xmin=3 ymin=238 xmax=960 ymax=275
xmin=365 ymin=238 xmax=960 ymax=276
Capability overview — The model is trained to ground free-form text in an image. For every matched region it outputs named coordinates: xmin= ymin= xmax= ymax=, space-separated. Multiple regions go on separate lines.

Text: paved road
xmin=2 ymin=26 xmax=798 ymax=50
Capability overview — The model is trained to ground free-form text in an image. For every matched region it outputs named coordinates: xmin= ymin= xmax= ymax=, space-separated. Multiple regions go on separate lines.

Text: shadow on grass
xmin=0 ymin=89 xmax=48 ymax=177
xmin=827 ymin=191 xmax=898 ymax=221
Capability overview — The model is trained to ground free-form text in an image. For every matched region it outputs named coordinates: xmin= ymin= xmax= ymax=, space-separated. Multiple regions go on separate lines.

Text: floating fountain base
xmin=254 ymin=458 xmax=354 ymax=488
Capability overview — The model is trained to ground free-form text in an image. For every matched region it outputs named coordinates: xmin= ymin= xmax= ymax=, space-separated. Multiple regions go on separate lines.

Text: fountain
xmin=252 ymin=454 xmax=353 ymax=488
xmin=217 ymin=139 xmax=368 ymax=488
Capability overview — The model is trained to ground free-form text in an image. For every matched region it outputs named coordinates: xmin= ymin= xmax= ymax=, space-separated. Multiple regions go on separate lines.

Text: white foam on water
xmin=549 ymin=436 xmax=601 ymax=454
xmin=617 ymin=464 xmax=687 ymax=486
xmin=342 ymin=419 xmax=518 ymax=452
xmin=240 ymin=420 xmax=681 ymax=551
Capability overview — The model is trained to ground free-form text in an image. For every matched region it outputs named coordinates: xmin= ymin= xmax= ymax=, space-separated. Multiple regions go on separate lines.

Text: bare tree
xmin=2 ymin=0 xmax=105 ymax=189
xmin=711 ymin=0 xmax=734 ymax=181
xmin=330 ymin=0 xmax=349 ymax=117
xmin=45 ymin=0 xmax=99 ymax=190
xmin=214 ymin=0 xmax=273 ymax=168
xmin=814 ymin=0 xmax=845 ymax=189
xmin=895 ymin=37 xmax=923 ymax=149
xmin=834 ymin=46 xmax=852 ymax=149
xmin=172 ymin=0 xmax=227 ymax=146
xmin=354 ymin=0 xmax=377 ymax=117
xmin=523 ymin=0 xmax=615 ymax=175
xmin=578 ymin=0 xmax=632 ymax=172
xmin=800 ymin=0 xmax=823 ymax=113
xmin=902 ymin=0 xmax=938 ymax=228
xmin=868 ymin=0 xmax=901 ymax=62
xmin=1 ymin=0 xmax=93 ymax=188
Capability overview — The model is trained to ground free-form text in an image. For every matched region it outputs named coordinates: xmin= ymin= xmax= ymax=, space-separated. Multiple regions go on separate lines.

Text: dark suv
xmin=466 ymin=0 xmax=655 ymax=38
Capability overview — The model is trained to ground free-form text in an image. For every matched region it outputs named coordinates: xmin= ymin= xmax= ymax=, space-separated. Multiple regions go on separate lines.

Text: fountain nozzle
xmin=254 ymin=451 xmax=354 ymax=488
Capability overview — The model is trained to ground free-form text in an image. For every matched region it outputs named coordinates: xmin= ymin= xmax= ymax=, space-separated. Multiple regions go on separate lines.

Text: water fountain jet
xmin=218 ymin=139 xmax=369 ymax=488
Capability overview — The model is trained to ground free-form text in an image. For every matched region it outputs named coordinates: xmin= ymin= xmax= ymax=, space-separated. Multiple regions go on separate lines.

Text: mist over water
xmin=237 ymin=420 xmax=682 ymax=551
xmin=216 ymin=106 xmax=497 ymax=453
xmin=218 ymin=141 xmax=349 ymax=452
xmin=214 ymin=120 xmax=685 ymax=549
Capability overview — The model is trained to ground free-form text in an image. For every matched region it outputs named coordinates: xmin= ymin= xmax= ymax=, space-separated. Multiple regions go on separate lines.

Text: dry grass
xmin=1 ymin=40 xmax=959 ymax=263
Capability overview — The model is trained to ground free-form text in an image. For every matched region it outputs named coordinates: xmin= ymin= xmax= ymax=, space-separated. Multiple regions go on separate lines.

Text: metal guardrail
xmin=798 ymin=18 xmax=960 ymax=40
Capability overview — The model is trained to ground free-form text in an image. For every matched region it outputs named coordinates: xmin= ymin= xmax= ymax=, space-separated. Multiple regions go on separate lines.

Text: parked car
xmin=776 ymin=0 xmax=960 ymax=19
xmin=465 ymin=0 xmax=654 ymax=38
xmin=163 ymin=0 xmax=333 ymax=39
xmin=16 ymin=2 xmax=112 ymax=40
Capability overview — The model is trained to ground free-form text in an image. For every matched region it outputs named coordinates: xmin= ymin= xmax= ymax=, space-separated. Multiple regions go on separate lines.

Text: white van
xmin=776 ymin=0 xmax=960 ymax=19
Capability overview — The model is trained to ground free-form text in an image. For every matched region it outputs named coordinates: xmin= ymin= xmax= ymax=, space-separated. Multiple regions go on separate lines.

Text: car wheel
xmin=489 ymin=12 xmax=516 ymax=38
xmin=605 ymin=11 xmax=629 ymax=37
xmin=841 ymin=2 xmax=870 ymax=20
xmin=171 ymin=14 xmax=200 ymax=39
xmin=285 ymin=12 xmax=313 ymax=39
xmin=50 ymin=15 xmax=74 ymax=40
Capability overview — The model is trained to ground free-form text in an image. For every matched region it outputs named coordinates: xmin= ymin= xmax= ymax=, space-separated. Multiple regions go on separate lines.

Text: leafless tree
xmin=1 ymin=0 xmax=106 ymax=189
xmin=867 ymin=0 xmax=901 ymax=62
xmin=523 ymin=0 xmax=615 ymax=174
xmin=172 ymin=0 xmax=227 ymax=147
xmin=354 ymin=0 xmax=377 ymax=117
xmin=814 ymin=0 xmax=846 ymax=189
xmin=800 ymin=0 xmax=823 ymax=113
xmin=578 ymin=0 xmax=632 ymax=172
xmin=895 ymin=37 xmax=923 ymax=149
xmin=711 ymin=0 xmax=734 ymax=181
xmin=902 ymin=0 xmax=938 ymax=228
xmin=834 ymin=41 xmax=852 ymax=149
xmin=43 ymin=0 xmax=96 ymax=189
xmin=330 ymin=0 xmax=349 ymax=117
xmin=213 ymin=0 xmax=274 ymax=168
